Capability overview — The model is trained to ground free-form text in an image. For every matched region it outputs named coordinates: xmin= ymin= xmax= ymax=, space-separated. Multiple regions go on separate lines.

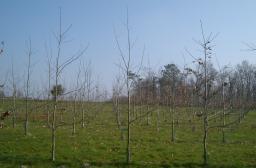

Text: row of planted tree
xmin=112 ymin=19 xmax=254 ymax=165
xmin=0 ymin=10 xmax=254 ymax=166
xmin=112 ymin=58 xmax=253 ymax=164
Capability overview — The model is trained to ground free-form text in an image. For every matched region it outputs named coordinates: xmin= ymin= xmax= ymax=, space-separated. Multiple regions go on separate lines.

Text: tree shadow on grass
xmin=88 ymin=161 xmax=168 ymax=168
xmin=0 ymin=154 xmax=254 ymax=168
xmin=0 ymin=154 xmax=71 ymax=167
xmin=88 ymin=161 xmax=249 ymax=168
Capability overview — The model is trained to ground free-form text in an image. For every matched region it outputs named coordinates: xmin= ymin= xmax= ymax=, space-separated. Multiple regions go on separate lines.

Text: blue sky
xmin=1 ymin=0 xmax=256 ymax=95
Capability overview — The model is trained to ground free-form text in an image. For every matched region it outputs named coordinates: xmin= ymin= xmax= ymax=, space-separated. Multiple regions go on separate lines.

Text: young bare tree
xmin=159 ymin=64 xmax=180 ymax=142
xmin=217 ymin=66 xmax=230 ymax=143
xmin=72 ymin=63 xmax=82 ymax=135
xmin=24 ymin=39 xmax=32 ymax=136
xmin=81 ymin=61 xmax=93 ymax=128
xmin=155 ymin=76 xmax=161 ymax=132
xmin=114 ymin=12 xmax=132 ymax=163
xmin=46 ymin=46 xmax=53 ymax=127
xmin=112 ymin=73 xmax=123 ymax=129
xmin=114 ymin=9 xmax=144 ymax=163
xmin=145 ymin=68 xmax=155 ymax=126
xmin=195 ymin=22 xmax=227 ymax=165
xmin=0 ymin=41 xmax=5 ymax=119
xmin=50 ymin=8 xmax=87 ymax=161
xmin=186 ymin=21 xmax=218 ymax=165
xmin=11 ymin=57 xmax=17 ymax=128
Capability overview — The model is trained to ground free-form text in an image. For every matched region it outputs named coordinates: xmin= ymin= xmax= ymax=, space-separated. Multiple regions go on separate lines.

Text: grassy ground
xmin=0 ymin=100 xmax=255 ymax=167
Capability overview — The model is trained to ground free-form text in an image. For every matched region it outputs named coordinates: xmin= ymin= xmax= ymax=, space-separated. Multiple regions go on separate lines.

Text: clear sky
xmin=1 ymin=0 xmax=256 ymax=95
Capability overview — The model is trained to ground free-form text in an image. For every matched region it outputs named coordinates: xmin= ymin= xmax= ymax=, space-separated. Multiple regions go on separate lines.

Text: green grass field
xmin=0 ymin=100 xmax=255 ymax=168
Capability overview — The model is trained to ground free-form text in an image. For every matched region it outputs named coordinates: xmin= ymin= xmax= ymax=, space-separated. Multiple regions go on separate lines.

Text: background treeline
xmin=123 ymin=60 xmax=256 ymax=109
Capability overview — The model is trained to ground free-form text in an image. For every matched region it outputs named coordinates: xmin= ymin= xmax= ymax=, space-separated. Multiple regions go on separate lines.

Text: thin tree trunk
xmin=171 ymin=95 xmax=175 ymax=142
xmin=203 ymin=41 xmax=208 ymax=166
xmin=82 ymin=104 xmax=85 ymax=128
xmin=222 ymin=83 xmax=226 ymax=143
xmin=127 ymin=87 xmax=131 ymax=163
xmin=12 ymin=91 xmax=16 ymax=128
xmin=47 ymin=62 xmax=51 ymax=127
xmin=11 ymin=60 xmax=16 ymax=128
xmin=25 ymin=40 xmax=31 ymax=136
xmin=116 ymin=95 xmax=121 ymax=128
xmin=147 ymin=103 xmax=150 ymax=125
xmin=52 ymin=98 xmax=56 ymax=161
xmin=156 ymin=102 xmax=160 ymax=132
xmin=72 ymin=100 xmax=76 ymax=135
